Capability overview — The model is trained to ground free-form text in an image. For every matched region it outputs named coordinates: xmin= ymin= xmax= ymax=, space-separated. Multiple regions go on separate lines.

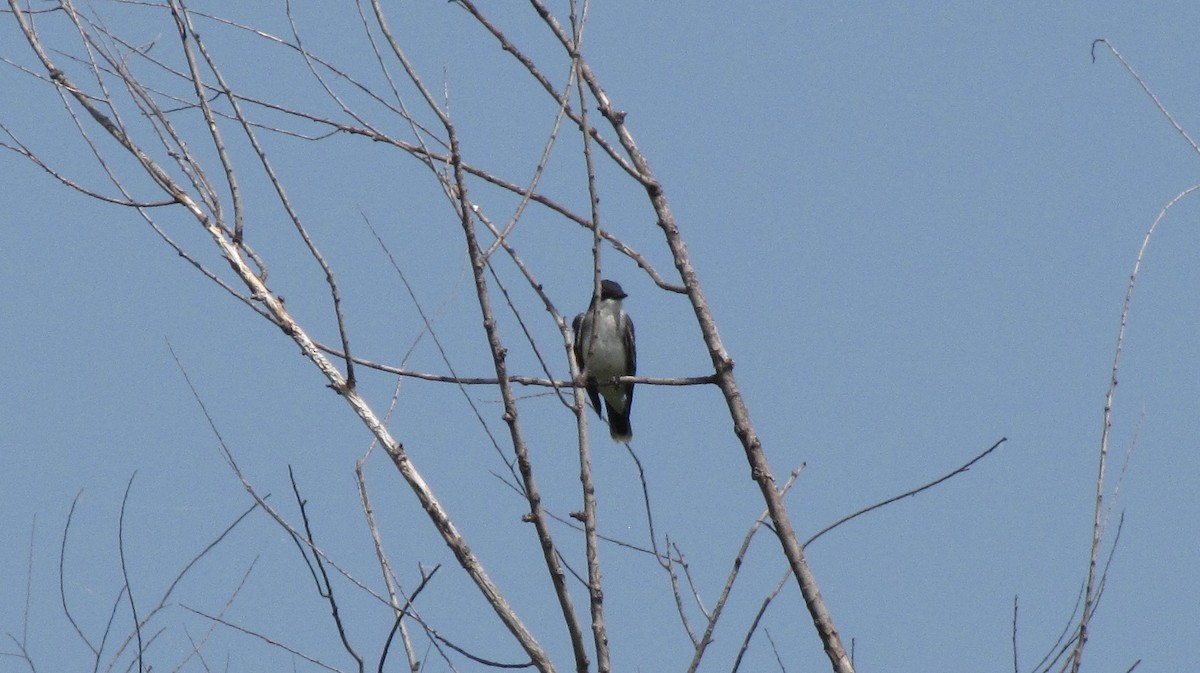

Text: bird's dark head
xmin=600 ymin=279 xmax=627 ymax=300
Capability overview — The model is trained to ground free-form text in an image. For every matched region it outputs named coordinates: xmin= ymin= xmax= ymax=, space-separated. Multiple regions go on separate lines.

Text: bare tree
xmin=3 ymin=4 xmax=1169 ymax=673
xmin=0 ymin=1 xmax=861 ymax=671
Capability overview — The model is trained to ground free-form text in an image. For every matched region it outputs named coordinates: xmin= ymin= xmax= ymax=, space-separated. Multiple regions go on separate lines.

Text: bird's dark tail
xmin=607 ymin=409 xmax=632 ymax=443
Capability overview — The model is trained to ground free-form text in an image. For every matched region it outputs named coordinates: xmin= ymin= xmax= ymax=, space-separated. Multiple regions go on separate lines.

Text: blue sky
xmin=3 ymin=2 xmax=1199 ymax=672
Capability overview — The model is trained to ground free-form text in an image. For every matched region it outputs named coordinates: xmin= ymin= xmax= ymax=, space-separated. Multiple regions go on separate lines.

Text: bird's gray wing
xmin=573 ymin=311 xmax=603 ymax=415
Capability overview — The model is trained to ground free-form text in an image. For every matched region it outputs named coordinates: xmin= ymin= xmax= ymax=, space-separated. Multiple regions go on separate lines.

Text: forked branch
xmin=7 ymin=3 xmax=554 ymax=670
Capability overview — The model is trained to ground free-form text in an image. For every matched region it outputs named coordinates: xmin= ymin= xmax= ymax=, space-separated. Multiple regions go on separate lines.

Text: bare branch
xmin=182 ymin=606 xmax=347 ymax=673
xmin=19 ymin=517 xmax=35 ymax=658
xmin=171 ymin=557 xmax=259 ymax=673
xmin=288 ymin=467 xmax=364 ymax=672
xmin=1092 ymin=39 xmax=1200 ymax=157
xmin=8 ymin=2 xmax=557 ymax=663
xmin=805 ymin=437 xmax=1007 ymax=548
xmin=520 ymin=1 xmax=856 ymax=666
xmin=1067 ymin=44 xmax=1200 ymax=666
xmin=116 ymin=474 xmax=145 ymax=673
xmin=567 ymin=7 xmax=612 ymax=664
xmin=732 ymin=569 xmax=790 ymax=673
xmin=0 ymin=124 xmax=173 ymax=206
xmin=361 ymin=213 xmax=519 ymax=485
xmin=1012 ymin=596 xmax=1019 ymax=673
xmin=314 ymin=341 xmax=718 ymax=388
xmin=59 ymin=492 xmax=98 ymax=657
xmin=452 ymin=0 xmax=644 ymax=181
xmin=688 ymin=465 xmax=805 ymax=673
xmin=377 ymin=565 xmax=439 ymax=673
xmin=169 ymin=0 xmax=359 ymax=390
xmin=440 ymin=104 xmax=575 ymax=673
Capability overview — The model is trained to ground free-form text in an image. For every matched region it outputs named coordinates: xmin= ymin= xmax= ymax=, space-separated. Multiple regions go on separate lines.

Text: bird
xmin=573 ymin=279 xmax=637 ymax=442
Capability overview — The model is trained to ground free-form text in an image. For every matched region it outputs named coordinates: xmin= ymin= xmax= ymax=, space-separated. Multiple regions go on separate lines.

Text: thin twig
xmin=361 ymin=213 xmax=517 ymax=485
xmin=171 ymin=0 xmax=358 ymax=391
xmin=688 ymin=466 xmax=804 ymax=673
xmin=171 ymin=557 xmax=259 ymax=673
xmin=167 ymin=344 xmax=400 ymax=610
xmin=59 ymin=492 xmax=98 ymax=657
xmin=734 ymin=438 xmax=1005 ymax=671
xmin=452 ymin=0 xmax=643 ymax=181
xmin=731 ymin=570 xmax=790 ymax=673
xmin=314 ymin=343 xmax=718 ymax=388
xmin=355 ymin=378 xmax=419 ymax=671
xmin=470 ymin=206 xmax=577 ymax=415
xmin=182 ymin=606 xmax=346 ymax=673
xmin=1011 ymin=596 xmax=1019 ymax=673
xmin=20 ymin=516 xmax=35 ymax=656
xmin=0 ymin=125 xmax=174 ymax=206
xmin=805 ymin=437 xmax=1007 ymax=548
xmin=1092 ymin=39 xmax=1200 ymax=157
xmin=288 ymin=467 xmax=364 ymax=672
xmin=624 ymin=441 xmax=700 ymax=645
xmin=378 ymin=566 xmax=439 ymax=673
xmin=116 ymin=474 xmax=144 ymax=673
xmin=96 ymin=583 xmax=127 ymax=673
xmin=662 ymin=537 xmax=698 ymax=646
xmin=764 ymin=629 xmax=787 ymax=673
xmin=1032 ymin=583 xmax=1084 ymax=673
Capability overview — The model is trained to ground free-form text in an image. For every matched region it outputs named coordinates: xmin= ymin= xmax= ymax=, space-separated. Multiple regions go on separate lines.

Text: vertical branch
xmin=448 ymin=133 xmax=576 ymax=673
xmin=58 ymin=492 xmax=99 ymax=658
xmin=1012 ymin=596 xmax=1020 ymax=673
xmin=21 ymin=516 xmax=35 ymax=658
xmin=567 ymin=2 xmax=610 ymax=670
xmin=117 ymin=473 xmax=144 ymax=673
xmin=1074 ymin=39 xmax=1200 ymax=673
xmin=357 ymin=443 xmax=421 ymax=673
xmin=1069 ymin=183 xmax=1200 ymax=673
xmin=526 ymin=3 xmax=854 ymax=670
xmin=365 ymin=3 xmax=588 ymax=670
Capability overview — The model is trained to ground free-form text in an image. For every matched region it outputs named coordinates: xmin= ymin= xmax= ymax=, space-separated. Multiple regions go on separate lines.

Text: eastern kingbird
xmin=573 ymin=279 xmax=636 ymax=442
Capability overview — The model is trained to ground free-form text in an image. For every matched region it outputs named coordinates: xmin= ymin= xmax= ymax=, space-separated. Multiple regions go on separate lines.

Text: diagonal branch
xmin=805 ymin=437 xmax=1007 ymax=548
xmin=7 ymin=4 xmax=552 ymax=669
